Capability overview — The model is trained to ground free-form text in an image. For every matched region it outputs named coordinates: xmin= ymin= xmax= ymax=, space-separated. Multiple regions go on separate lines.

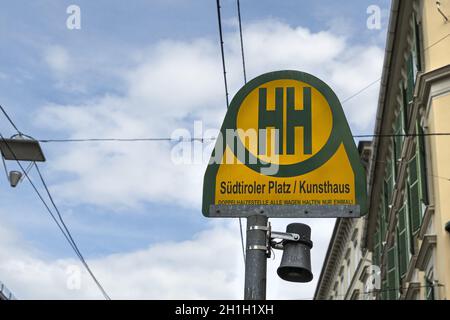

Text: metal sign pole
xmin=244 ymin=215 xmax=268 ymax=300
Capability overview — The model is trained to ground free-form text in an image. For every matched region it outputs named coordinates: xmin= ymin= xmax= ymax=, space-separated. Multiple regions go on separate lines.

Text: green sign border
xmin=202 ymin=70 xmax=367 ymax=217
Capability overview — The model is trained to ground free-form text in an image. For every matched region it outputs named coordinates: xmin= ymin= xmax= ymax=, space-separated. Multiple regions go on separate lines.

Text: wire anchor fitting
xmin=247 ymin=222 xmax=311 ymax=258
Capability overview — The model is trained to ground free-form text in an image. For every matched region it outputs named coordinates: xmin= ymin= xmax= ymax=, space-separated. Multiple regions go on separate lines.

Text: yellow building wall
xmin=427 ymin=94 xmax=450 ymax=299
xmin=421 ymin=0 xmax=450 ymax=300
xmin=421 ymin=0 xmax=450 ymax=72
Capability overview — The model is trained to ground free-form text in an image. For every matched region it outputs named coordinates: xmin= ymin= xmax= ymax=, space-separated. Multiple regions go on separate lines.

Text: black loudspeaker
xmin=277 ymin=223 xmax=313 ymax=283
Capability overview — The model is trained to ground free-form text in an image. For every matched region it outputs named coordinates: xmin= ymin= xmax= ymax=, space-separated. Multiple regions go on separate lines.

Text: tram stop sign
xmin=202 ymin=70 xmax=367 ymax=218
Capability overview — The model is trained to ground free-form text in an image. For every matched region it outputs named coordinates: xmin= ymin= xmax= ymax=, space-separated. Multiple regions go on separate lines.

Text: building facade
xmin=0 ymin=281 xmax=15 ymax=300
xmin=315 ymin=0 xmax=450 ymax=300
xmin=314 ymin=142 xmax=376 ymax=300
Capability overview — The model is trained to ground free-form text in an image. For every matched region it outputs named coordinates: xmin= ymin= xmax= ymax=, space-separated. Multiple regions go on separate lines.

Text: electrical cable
xmin=237 ymin=0 xmax=247 ymax=84
xmin=424 ymin=33 xmax=450 ymax=51
xmin=38 ymin=137 xmax=214 ymax=143
xmin=354 ymin=132 xmax=450 ymax=138
xmin=16 ymin=33 xmax=450 ymax=147
xmin=214 ymin=0 xmax=246 ymax=265
xmin=1 ymin=153 xmax=9 ymax=181
xmin=34 ymin=164 xmax=111 ymax=300
xmin=0 ymin=105 xmax=22 ymax=135
xmin=18 ymin=161 xmax=35 ymax=184
xmin=341 ymin=78 xmax=381 ymax=104
xmin=236 ymin=0 xmax=247 ymax=265
xmin=32 ymin=132 xmax=450 ymax=144
xmin=0 ymin=104 xmax=111 ymax=300
xmin=0 ymin=133 xmax=110 ymax=299
xmin=340 ymin=33 xmax=450 ymax=105
xmin=216 ymin=0 xmax=230 ymax=108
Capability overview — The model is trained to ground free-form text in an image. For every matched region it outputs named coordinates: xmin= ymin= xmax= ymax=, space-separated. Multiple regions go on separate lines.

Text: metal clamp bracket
xmin=248 ymin=225 xmax=270 ymax=232
xmin=271 ymin=231 xmax=300 ymax=241
xmin=246 ymin=222 xmax=313 ymax=255
xmin=247 ymin=245 xmax=268 ymax=251
xmin=247 ymin=223 xmax=272 ymax=258
xmin=269 ymin=229 xmax=313 ymax=251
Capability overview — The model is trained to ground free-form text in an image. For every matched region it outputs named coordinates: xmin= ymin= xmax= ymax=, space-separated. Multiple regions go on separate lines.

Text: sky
xmin=0 ymin=0 xmax=389 ymax=299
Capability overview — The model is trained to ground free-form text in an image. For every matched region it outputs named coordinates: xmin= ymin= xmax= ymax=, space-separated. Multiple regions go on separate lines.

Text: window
xmin=364 ymin=281 xmax=371 ymax=300
xmin=425 ymin=270 xmax=435 ymax=300
xmin=406 ymin=13 xmax=423 ymax=104
xmin=381 ymin=279 xmax=388 ymax=300
xmin=381 ymin=183 xmax=388 ymax=240
xmin=412 ymin=13 xmax=422 ymax=74
xmin=350 ymin=290 xmax=360 ymax=300
xmin=406 ymin=182 xmax=416 ymax=256
xmin=393 ymin=112 xmax=404 ymax=175
xmin=402 ymin=84 xmax=409 ymax=128
xmin=406 ymin=54 xmax=415 ymax=103
xmin=374 ymin=193 xmax=387 ymax=266
xmin=333 ymin=281 xmax=338 ymax=292
xmin=354 ymin=242 xmax=360 ymax=271
xmin=385 ymin=157 xmax=395 ymax=204
xmin=408 ymin=132 xmax=421 ymax=234
xmin=373 ymin=230 xmax=380 ymax=267
xmin=407 ymin=120 xmax=429 ymax=238
xmin=397 ymin=205 xmax=409 ymax=278
xmin=347 ymin=260 xmax=351 ymax=288
xmin=378 ymin=279 xmax=389 ymax=300
xmin=386 ymin=241 xmax=399 ymax=300
xmin=417 ymin=123 xmax=429 ymax=206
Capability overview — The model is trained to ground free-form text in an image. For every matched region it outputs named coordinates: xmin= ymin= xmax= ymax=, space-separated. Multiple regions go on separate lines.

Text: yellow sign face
xmin=203 ymin=71 xmax=367 ymax=218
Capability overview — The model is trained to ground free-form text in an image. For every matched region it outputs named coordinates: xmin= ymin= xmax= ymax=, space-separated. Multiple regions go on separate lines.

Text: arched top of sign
xmin=225 ymin=71 xmax=345 ymax=177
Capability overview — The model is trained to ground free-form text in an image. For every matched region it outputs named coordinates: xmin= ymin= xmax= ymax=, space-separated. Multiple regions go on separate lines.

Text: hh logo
xmin=258 ymin=87 xmax=312 ymax=156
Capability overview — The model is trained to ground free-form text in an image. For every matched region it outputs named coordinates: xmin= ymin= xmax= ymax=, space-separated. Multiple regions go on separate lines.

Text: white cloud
xmin=127 ymin=39 xmax=225 ymax=119
xmin=0 ymin=221 xmax=242 ymax=299
xmin=241 ymin=20 xmax=347 ymax=73
xmin=0 ymin=218 xmax=334 ymax=300
xmin=44 ymin=45 xmax=71 ymax=74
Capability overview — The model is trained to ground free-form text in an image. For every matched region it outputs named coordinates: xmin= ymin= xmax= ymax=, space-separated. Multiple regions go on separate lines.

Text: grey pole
xmin=244 ymin=215 xmax=268 ymax=300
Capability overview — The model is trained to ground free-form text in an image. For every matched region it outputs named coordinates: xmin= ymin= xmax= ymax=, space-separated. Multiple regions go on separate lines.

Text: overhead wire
xmin=0 ymin=133 xmax=109 ymax=299
xmin=34 ymin=164 xmax=111 ymax=300
xmin=0 ymin=106 xmax=111 ymax=300
xmin=25 ymin=31 xmax=450 ymax=147
xmin=236 ymin=0 xmax=247 ymax=84
xmin=341 ymin=78 xmax=381 ymax=104
xmin=32 ymin=132 xmax=450 ymax=144
xmin=38 ymin=137 xmax=212 ymax=143
xmin=0 ymin=105 xmax=22 ymax=135
xmin=354 ymin=132 xmax=450 ymax=138
xmin=340 ymin=33 xmax=450 ymax=106
xmin=424 ymin=33 xmax=450 ymax=52
xmin=215 ymin=0 xmax=246 ymax=265
xmin=216 ymin=0 xmax=230 ymax=108
xmin=1 ymin=152 xmax=9 ymax=180
xmin=235 ymin=0 xmax=247 ymax=265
